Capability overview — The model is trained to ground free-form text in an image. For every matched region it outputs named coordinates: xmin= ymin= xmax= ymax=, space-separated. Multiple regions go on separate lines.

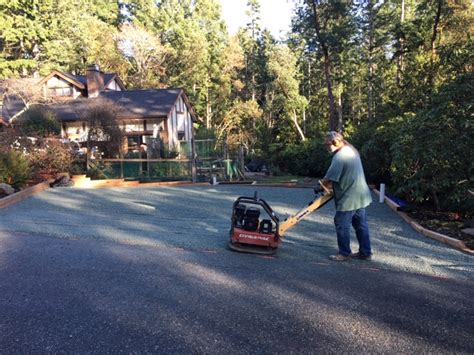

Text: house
xmin=1 ymin=64 xmax=198 ymax=156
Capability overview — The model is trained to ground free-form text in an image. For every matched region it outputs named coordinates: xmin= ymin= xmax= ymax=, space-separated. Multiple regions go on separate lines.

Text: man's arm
xmin=320 ymin=177 xmax=332 ymax=190
xmin=314 ymin=178 xmax=333 ymax=194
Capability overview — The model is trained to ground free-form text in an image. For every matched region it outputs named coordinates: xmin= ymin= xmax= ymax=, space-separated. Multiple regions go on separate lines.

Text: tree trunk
xmin=292 ymin=110 xmax=306 ymax=142
xmin=367 ymin=0 xmax=374 ymax=122
xmin=337 ymin=91 xmax=343 ymax=131
xmin=430 ymin=0 xmax=442 ymax=58
xmin=308 ymin=0 xmax=339 ymax=131
xmin=428 ymin=0 xmax=443 ymax=90
xmin=396 ymin=0 xmax=405 ymax=88
xmin=430 ymin=185 xmax=441 ymax=211
xmin=206 ymin=86 xmax=211 ymax=128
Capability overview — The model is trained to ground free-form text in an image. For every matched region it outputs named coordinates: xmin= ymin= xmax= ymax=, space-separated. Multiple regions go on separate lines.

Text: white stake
xmin=379 ymin=183 xmax=385 ymax=203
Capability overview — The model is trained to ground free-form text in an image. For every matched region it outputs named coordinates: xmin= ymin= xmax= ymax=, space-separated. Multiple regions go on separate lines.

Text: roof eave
xmin=36 ymin=70 xmax=85 ymax=90
xmin=177 ymin=89 xmax=201 ymax=124
xmin=105 ymin=75 xmax=126 ymax=90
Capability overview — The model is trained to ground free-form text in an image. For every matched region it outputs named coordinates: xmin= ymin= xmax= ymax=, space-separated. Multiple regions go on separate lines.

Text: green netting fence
xmin=88 ymin=159 xmax=193 ymax=181
xmin=85 ymin=139 xmax=243 ymax=182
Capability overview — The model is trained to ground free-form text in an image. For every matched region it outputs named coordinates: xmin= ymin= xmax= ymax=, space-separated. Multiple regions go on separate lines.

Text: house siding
xmin=43 ymin=76 xmax=82 ymax=99
xmin=106 ymin=80 xmax=122 ymax=91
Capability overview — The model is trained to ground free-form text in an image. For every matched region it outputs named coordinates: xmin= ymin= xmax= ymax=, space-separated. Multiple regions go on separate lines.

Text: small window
xmin=49 ymin=87 xmax=72 ymax=97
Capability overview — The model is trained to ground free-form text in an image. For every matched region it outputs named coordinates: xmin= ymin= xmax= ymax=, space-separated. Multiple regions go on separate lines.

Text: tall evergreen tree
xmin=0 ymin=0 xmax=122 ymax=78
xmin=292 ymin=0 xmax=355 ymax=132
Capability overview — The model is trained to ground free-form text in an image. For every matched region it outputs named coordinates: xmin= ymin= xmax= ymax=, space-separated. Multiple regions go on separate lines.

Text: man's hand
xmin=315 ymin=179 xmax=331 ymax=195
xmin=314 ymin=185 xmax=324 ymax=194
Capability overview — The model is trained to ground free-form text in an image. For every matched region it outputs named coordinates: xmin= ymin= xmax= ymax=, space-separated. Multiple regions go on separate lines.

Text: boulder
xmin=461 ymin=228 xmax=474 ymax=237
xmin=0 ymin=183 xmax=15 ymax=195
xmin=50 ymin=175 xmax=74 ymax=187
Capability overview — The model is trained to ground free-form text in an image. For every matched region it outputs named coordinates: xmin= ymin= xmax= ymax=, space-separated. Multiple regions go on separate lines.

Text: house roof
xmin=47 ymin=88 xmax=198 ymax=122
xmin=36 ymin=70 xmax=127 ymax=92
xmin=74 ymin=73 xmax=122 ymax=89
xmin=36 ymin=70 xmax=85 ymax=90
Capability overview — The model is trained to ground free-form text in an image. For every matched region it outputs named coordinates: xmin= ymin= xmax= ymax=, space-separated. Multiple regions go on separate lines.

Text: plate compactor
xmin=229 ymin=184 xmax=334 ymax=255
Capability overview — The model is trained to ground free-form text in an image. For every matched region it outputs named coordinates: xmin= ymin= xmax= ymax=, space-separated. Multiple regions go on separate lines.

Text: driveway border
xmin=373 ymin=189 xmax=473 ymax=255
xmin=0 ymin=181 xmax=52 ymax=209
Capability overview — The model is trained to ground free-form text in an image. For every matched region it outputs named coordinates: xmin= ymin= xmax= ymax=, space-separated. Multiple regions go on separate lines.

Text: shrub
xmin=390 ymin=74 xmax=473 ymax=211
xmin=0 ymin=150 xmax=31 ymax=188
xmin=17 ymin=105 xmax=60 ymax=136
xmin=84 ymin=99 xmax=124 ymax=160
xmin=149 ymin=161 xmax=190 ymax=180
xmin=161 ymin=148 xmax=179 ymax=159
xmin=351 ymin=116 xmax=407 ymax=185
xmin=69 ymin=158 xmax=87 ymax=175
xmin=88 ymin=162 xmax=114 ymax=180
xmin=269 ymin=139 xmax=330 ymax=178
xmin=28 ymin=139 xmax=74 ymax=179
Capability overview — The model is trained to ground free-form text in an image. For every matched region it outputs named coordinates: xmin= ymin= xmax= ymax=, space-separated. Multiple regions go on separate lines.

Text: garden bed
xmin=404 ymin=209 xmax=474 ymax=250
xmin=0 ymin=181 xmax=52 ymax=209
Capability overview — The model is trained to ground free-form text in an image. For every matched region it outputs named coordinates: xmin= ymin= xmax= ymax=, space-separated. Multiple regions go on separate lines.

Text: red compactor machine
xmin=229 ymin=184 xmax=333 ymax=255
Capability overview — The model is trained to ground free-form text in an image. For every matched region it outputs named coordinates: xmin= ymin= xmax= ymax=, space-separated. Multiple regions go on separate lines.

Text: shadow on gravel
xmin=0 ymin=231 xmax=473 ymax=353
xmin=1 ymin=185 xmax=472 ymax=278
xmin=1 ymin=186 xmax=473 ymax=352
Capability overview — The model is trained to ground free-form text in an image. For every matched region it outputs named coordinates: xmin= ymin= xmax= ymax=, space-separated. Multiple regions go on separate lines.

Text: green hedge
xmin=269 ymin=139 xmax=331 ymax=178
xmin=389 ymin=74 xmax=473 ymax=211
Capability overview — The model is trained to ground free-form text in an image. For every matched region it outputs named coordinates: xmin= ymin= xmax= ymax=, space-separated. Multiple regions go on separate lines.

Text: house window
xmin=49 ymin=87 xmax=72 ymax=97
xmin=125 ymin=122 xmax=141 ymax=132
xmin=127 ymin=135 xmax=142 ymax=153
xmin=177 ymin=113 xmax=185 ymax=131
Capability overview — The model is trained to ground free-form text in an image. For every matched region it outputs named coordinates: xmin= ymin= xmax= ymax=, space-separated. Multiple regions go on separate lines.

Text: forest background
xmin=0 ymin=0 xmax=472 ymax=215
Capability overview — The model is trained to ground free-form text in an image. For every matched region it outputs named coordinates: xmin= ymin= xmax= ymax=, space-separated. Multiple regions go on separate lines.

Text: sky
xmin=219 ymin=0 xmax=296 ymax=39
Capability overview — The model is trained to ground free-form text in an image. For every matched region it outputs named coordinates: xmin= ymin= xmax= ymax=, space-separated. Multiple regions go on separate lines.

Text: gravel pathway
xmin=0 ymin=185 xmax=473 ymax=353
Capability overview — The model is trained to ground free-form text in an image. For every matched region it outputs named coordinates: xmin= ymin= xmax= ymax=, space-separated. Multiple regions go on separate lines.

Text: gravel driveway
xmin=1 ymin=185 xmax=473 ymax=353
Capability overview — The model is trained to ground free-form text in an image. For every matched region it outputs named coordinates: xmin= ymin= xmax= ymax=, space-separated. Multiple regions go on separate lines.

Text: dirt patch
xmin=404 ymin=209 xmax=474 ymax=250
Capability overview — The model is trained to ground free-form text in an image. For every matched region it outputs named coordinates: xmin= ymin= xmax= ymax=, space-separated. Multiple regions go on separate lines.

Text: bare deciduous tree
xmin=0 ymin=78 xmax=45 ymax=125
xmin=83 ymin=98 xmax=124 ymax=165
xmin=115 ymin=24 xmax=172 ymax=89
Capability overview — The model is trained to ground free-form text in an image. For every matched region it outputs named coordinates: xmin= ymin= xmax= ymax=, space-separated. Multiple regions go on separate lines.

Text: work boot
xmin=350 ymin=252 xmax=372 ymax=261
xmin=329 ymin=254 xmax=349 ymax=262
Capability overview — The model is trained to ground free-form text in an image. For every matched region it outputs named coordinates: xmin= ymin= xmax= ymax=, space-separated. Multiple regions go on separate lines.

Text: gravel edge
xmin=373 ymin=188 xmax=474 ymax=256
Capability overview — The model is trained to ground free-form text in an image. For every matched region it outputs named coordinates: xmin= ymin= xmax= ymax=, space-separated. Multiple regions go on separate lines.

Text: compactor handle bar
xmin=233 ymin=195 xmax=280 ymax=224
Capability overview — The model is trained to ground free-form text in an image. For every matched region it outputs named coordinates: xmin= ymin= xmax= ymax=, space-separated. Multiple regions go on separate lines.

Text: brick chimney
xmin=86 ymin=64 xmax=104 ymax=98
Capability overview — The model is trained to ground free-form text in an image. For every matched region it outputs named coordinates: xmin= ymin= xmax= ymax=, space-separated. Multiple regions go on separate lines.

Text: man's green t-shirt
xmin=324 ymin=145 xmax=372 ymax=211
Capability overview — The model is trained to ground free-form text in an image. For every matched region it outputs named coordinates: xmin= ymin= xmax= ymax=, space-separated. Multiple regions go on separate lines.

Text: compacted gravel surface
xmin=1 ymin=185 xmax=473 ymax=353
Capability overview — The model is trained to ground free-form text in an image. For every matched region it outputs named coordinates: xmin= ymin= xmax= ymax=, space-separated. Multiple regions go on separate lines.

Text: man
xmin=318 ymin=131 xmax=373 ymax=261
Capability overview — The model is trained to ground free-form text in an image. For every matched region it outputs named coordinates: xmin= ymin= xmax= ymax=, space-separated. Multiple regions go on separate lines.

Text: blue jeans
xmin=334 ymin=208 xmax=371 ymax=257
